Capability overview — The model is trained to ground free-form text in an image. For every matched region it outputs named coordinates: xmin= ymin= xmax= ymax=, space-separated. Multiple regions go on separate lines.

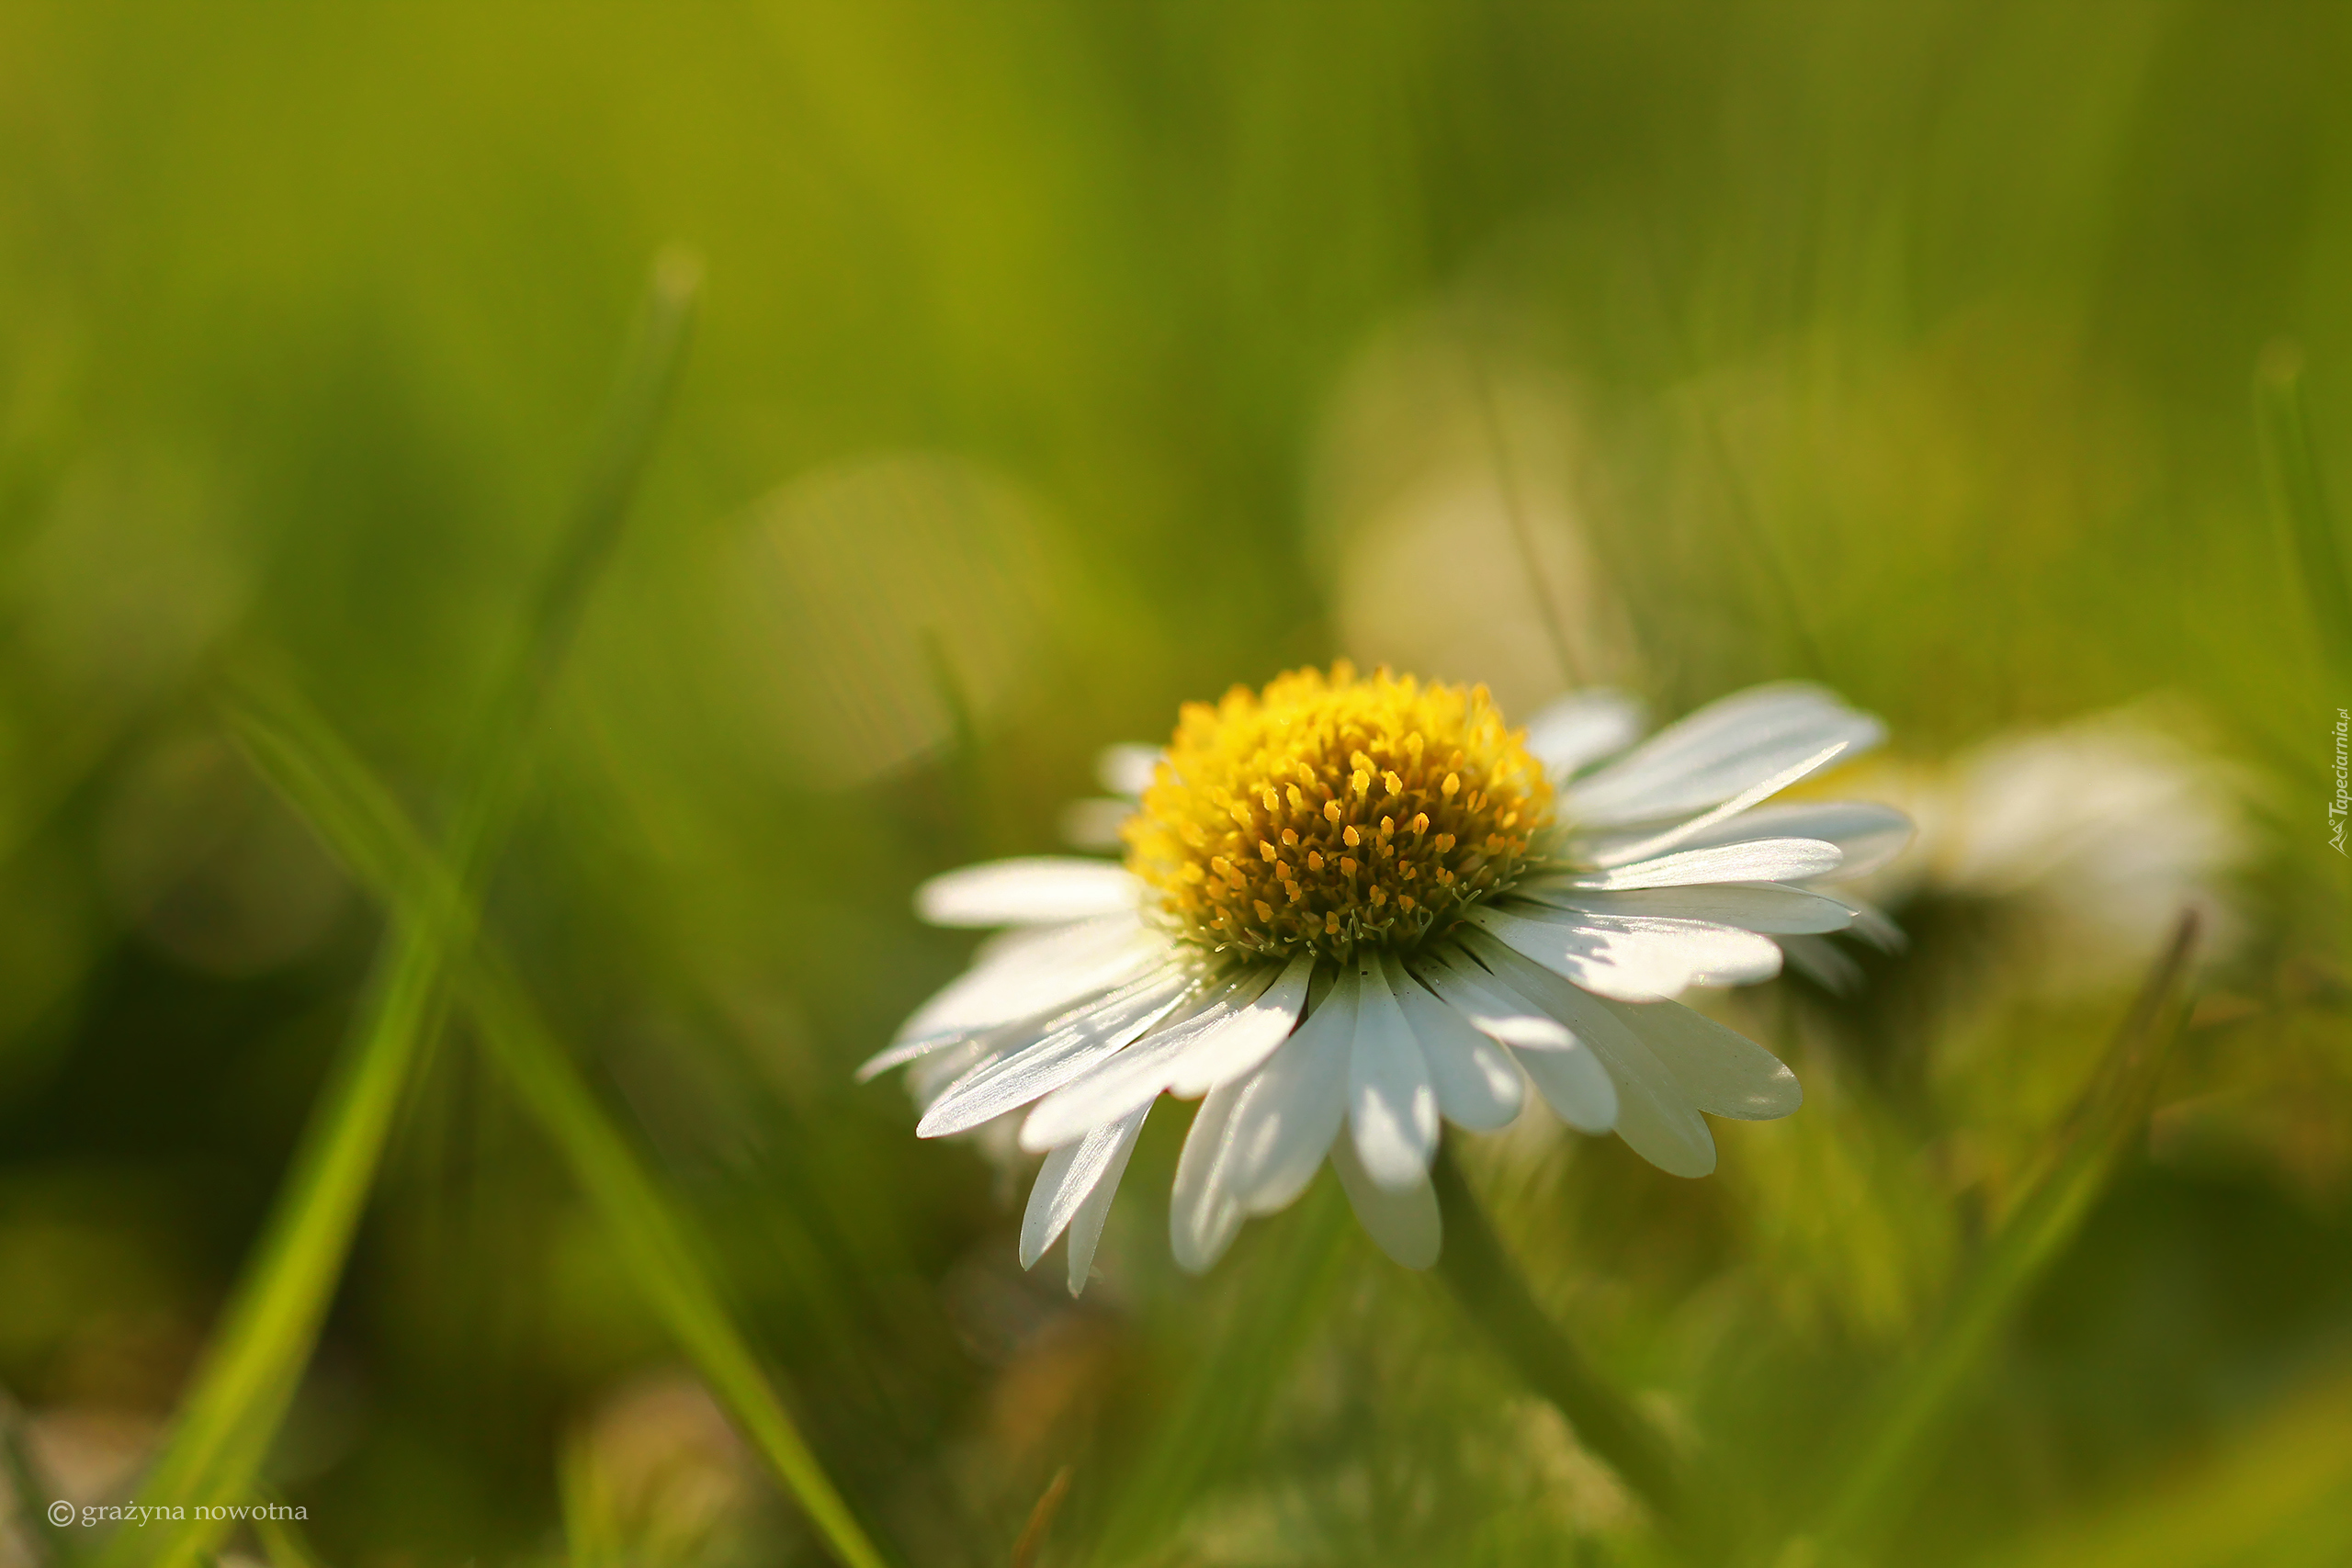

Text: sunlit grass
xmin=225 ymin=676 xmax=886 ymax=1568
xmin=94 ymin=257 xmax=722 ymax=1568
xmin=0 ymin=4 xmax=2346 ymax=1565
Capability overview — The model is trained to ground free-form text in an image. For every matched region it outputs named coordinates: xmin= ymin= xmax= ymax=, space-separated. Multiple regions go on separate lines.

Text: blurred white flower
xmin=1824 ymin=705 xmax=2250 ymax=994
xmin=867 ymin=667 xmax=1909 ymax=1290
xmin=19 ymin=1404 xmax=161 ymax=1507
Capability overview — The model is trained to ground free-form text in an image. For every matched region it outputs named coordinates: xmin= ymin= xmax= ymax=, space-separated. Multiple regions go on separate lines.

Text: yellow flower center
xmin=1124 ymin=663 xmax=1555 ymax=962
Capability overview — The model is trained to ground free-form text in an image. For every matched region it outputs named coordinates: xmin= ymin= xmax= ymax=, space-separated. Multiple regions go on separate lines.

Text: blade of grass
xmin=1794 ymin=910 xmax=2201 ymax=1561
xmin=560 ymin=1425 xmax=629 ymax=1568
xmin=1010 ymin=1464 xmax=1073 ymax=1568
xmin=221 ymin=687 xmax=892 ymax=1568
xmin=919 ymin=626 xmax=992 ymax=857
xmin=472 ymin=953 xmax=892 ymax=1568
xmin=1470 ymin=357 xmax=1586 ymax=690
xmin=101 ymin=254 xmax=701 ymax=1568
xmin=96 ymin=913 xmax=448 ymax=1568
xmin=2256 ymin=343 xmax=2352 ymax=685
xmin=450 ymin=248 xmax=704 ymax=862
xmin=1635 ymin=221 xmax=1830 ymax=682
xmin=250 ymin=1494 xmax=328 ymax=1568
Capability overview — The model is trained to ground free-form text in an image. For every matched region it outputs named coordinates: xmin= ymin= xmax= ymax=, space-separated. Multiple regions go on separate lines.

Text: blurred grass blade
xmin=102 ymin=254 xmax=699 ymax=1568
xmin=1641 ymin=244 xmax=1829 ymax=681
xmin=919 ymin=626 xmax=992 ymax=856
xmin=1094 ymin=1185 xmax=1351 ymax=1562
xmin=221 ymin=689 xmax=893 ymax=1568
xmin=1010 ymin=1463 xmax=1073 ymax=1568
xmin=1471 ymin=357 xmax=1584 ymax=688
xmin=560 ymin=1427 xmax=628 ymax=1568
xmin=1801 ymin=910 xmax=2201 ymax=1558
xmin=470 ymin=951 xmax=891 ymax=1568
xmin=2256 ymin=343 xmax=2352 ymax=683
xmin=251 ymin=1497 xmax=328 ymax=1568
xmin=1965 ymin=1357 xmax=2352 ymax=1568
xmin=96 ymin=917 xmax=447 ymax=1568
xmin=1430 ymin=1140 xmax=1687 ymax=1531
xmin=450 ymin=246 xmax=703 ymax=862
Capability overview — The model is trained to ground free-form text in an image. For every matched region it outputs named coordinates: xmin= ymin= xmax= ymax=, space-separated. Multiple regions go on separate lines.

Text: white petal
xmin=1510 ymin=1036 xmax=1622 ymax=1134
xmin=1347 ymin=956 xmax=1441 ymax=1189
xmin=1566 ymin=683 xmax=1883 ymax=827
xmin=1170 ymin=1081 xmax=1247 ymax=1273
xmin=1098 ymin=743 xmax=1163 ymax=796
xmin=1410 ymin=952 xmax=1575 ymax=1050
xmin=1380 ymin=954 xmax=1523 ymax=1132
xmin=1465 ymin=937 xmax=1715 ymax=1175
xmin=1844 ymin=896 xmax=1906 ymax=952
xmin=1522 ymin=689 xmax=1647 ymax=778
xmin=917 ymin=970 xmax=1193 ymax=1137
xmin=1751 ymin=882 xmax=1905 ymax=950
xmin=1673 ymin=801 xmax=1915 ymax=881
xmin=1066 ymin=1106 xmax=1150 ymax=1294
xmin=1589 ymin=994 xmax=1800 ymax=1120
xmin=1777 ymin=933 xmax=1863 ymax=993
xmin=1463 ymin=906 xmax=1783 ymax=1001
xmin=1510 ymin=883 xmax=1858 ymax=935
xmin=1415 ymin=950 xmax=1613 ymax=1130
xmin=880 ymin=914 xmax=1164 ymax=1064
xmin=916 ymin=857 xmax=1141 ymax=927
xmin=899 ymin=986 xmax=1146 ymax=1103
xmin=1581 ymin=741 xmax=1854 ymax=867
xmin=903 ymin=1032 xmax=996 ymax=1113
xmin=1330 ymin=1134 xmax=1442 ymax=1269
xmin=1565 ymin=837 xmax=1844 ymax=891
xmin=861 ymin=1003 xmax=1036 ymax=1085
xmin=1017 ymin=967 xmax=1270 ymax=1151
xmin=1020 ymin=1145 xmax=1085 ymax=1269
xmin=1021 ymin=1102 xmax=1149 ymax=1268
xmin=1163 ymin=952 xmax=1317 ymax=1096
xmin=1227 ymin=966 xmax=1357 ymax=1215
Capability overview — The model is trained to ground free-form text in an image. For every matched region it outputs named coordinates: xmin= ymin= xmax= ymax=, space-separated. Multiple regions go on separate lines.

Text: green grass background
xmin=1 ymin=3 xmax=2347 ymax=1564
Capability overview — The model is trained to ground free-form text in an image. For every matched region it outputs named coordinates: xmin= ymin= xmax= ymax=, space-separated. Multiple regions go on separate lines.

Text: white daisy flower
xmin=864 ymin=664 xmax=1910 ymax=1292
xmin=1808 ymin=706 xmax=2249 ymax=998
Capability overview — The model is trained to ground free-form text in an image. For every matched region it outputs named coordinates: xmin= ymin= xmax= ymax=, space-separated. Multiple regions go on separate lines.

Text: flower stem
xmin=1429 ymin=1140 xmax=1685 ymax=1529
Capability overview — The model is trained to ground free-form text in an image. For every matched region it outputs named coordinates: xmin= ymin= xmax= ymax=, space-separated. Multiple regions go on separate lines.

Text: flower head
xmin=865 ymin=670 xmax=1909 ymax=1292
xmin=1125 ymin=662 xmax=1551 ymax=961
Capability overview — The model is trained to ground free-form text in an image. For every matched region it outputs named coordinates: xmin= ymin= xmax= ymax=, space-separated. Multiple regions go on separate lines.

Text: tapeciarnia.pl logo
xmin=2331 ymin=707 xmax=2348 ymax=856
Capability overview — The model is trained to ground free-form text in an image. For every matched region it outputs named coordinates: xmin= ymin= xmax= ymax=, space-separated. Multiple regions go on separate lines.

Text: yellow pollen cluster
xmin=1123 ymin=662 xmax=1555 ymax=961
